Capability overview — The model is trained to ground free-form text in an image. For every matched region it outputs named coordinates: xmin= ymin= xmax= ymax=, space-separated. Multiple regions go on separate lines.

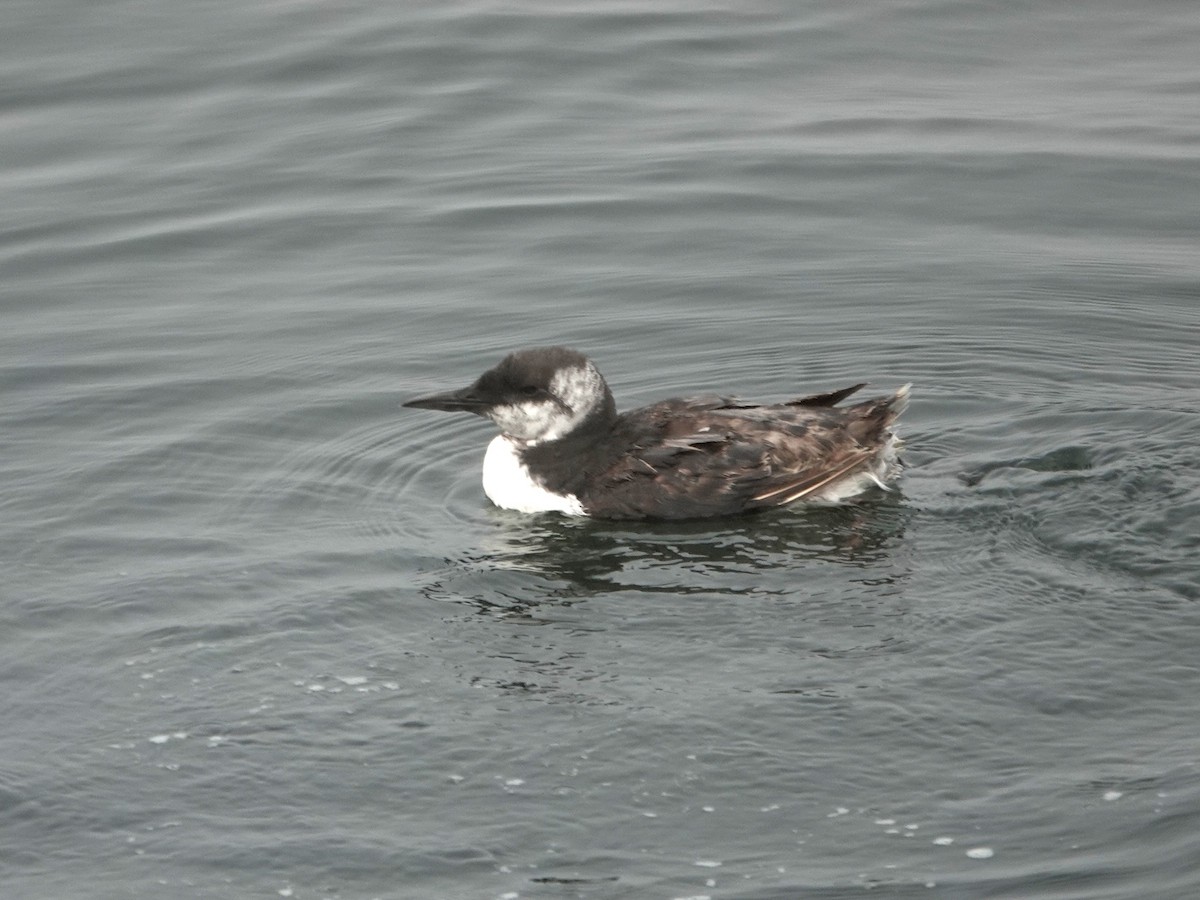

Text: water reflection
xmin=421 ymin=495 xmax=911 ymax=618
xmin=414 ymin=497 xmax=916 ymax=709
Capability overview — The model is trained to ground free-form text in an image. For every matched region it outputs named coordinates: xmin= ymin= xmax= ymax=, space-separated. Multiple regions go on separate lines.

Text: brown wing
xmin=578 ymin=392 xmax=892 ymax=519
xmin=787 ymin=382 xmax=868 ymax=408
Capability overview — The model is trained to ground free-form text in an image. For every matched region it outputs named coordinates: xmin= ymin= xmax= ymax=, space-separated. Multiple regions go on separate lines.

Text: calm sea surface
xmin=3 ymin=1 xmax=1199 ymax=898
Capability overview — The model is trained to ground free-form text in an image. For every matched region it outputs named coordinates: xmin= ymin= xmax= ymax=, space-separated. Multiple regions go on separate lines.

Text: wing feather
xmin=786 ymin=383 xmax=868 ymax=408
xmin=751 ymin=449 xmax=873 ymax=505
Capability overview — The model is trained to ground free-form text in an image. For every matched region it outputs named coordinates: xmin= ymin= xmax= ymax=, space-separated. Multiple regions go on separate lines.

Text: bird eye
xmin=520 ymin=385 xmax=539 ymax=396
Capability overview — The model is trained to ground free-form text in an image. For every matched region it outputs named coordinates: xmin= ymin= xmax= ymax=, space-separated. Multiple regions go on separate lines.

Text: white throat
xmin=481 ymin=435 xmax=585 ymax=515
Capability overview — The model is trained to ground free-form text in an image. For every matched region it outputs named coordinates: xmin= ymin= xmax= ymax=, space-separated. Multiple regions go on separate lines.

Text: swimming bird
xmin=404 ymin=347 xmax=910 ymax=520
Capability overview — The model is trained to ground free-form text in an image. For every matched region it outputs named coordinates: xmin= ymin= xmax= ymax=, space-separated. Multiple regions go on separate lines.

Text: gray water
xmin=4 ymin=1 xmax=1199 ymax=898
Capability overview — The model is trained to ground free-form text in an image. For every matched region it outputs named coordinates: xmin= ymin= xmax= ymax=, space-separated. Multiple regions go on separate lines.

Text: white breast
xmin=481 ymin=436 xmax=586 ymax=515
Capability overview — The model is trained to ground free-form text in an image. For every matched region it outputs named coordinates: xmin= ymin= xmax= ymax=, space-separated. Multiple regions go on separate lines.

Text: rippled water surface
xmin=4 ymin=1 xmax=1199 ymax=898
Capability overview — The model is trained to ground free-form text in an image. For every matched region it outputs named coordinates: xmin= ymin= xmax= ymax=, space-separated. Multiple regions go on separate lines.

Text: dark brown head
xmin=404 ymin=346 xmax=616 ymax=442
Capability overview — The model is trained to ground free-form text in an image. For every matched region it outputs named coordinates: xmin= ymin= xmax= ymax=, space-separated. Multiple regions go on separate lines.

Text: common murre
xmin=404 ymin=347 xmax=910 ymax=520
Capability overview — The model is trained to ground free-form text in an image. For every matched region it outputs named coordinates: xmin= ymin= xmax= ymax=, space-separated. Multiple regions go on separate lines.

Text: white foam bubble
xmin=148 ymin=732 xmax=187 ymax=744
xmin=966 ymin=847 xmax=994 ymax=859
xmin=694 ymin=859 xmax=722 ymax=868
xmin=1103 ymin=790 xmax=1123 ymax=801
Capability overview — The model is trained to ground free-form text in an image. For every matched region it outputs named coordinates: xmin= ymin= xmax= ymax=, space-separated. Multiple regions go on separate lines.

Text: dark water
xmin=4 ymin=1 xmax=1199 ymax=898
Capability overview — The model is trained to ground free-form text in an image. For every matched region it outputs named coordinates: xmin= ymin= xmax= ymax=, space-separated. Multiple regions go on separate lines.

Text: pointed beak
xmin=402 ymin=385 xmax=490 ymax=414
